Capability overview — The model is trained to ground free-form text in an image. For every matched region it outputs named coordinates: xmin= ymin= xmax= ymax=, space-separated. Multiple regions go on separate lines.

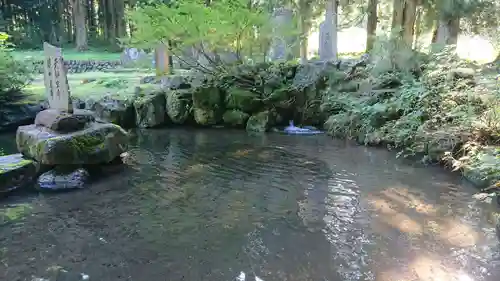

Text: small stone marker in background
xmin=155 ymin=43 xmax=170 ymax=76
xmin=43 ymin=42 xmax=73 ymax=113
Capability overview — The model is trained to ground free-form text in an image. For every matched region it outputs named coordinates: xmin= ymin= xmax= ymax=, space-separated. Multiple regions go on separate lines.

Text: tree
xmin=366 ymin=0 xmax=378 ymax=51
xmin=73 ymin=0 xmax=88 ymax=50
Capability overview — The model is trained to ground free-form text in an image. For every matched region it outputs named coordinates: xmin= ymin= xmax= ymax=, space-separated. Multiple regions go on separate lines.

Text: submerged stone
xmin=166 ymin=89 xmax=192 ymax=124
xmin=0 ymin=154 xmax=36 ymax=193
xmin=36 ymin=168 xmax=90 ymax=191
xmin=134 ymin=91 xmax=167 ymax=128
xmin=16 ymin=122 xmax=129 ymax=165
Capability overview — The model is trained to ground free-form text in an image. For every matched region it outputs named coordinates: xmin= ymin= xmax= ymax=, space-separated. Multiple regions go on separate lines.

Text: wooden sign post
xmin=43 ymin=42 xmax=73 ymax=113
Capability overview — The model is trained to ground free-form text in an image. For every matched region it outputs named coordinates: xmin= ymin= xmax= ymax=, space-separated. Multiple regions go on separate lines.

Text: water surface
xmin=1 ymin=128 xmax=500 ymax=281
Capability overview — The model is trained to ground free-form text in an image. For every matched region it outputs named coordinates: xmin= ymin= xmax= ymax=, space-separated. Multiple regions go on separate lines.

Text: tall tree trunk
xmin=327 ymin=0 xmax=338 ymax=60
xmin=115 ymin=0 xmax=126 ymax=40
xmin=391 ymin=0 xmax=417 ymax=48
xmin=298 ymin=12 xmax=309 ymax=63
xmin=88 ymin=0 xmax=96 ymax=40
xmin=73 ymin=0 xmax=88 ymax=50
xmin=414 ymin=5 xmax=423 ymax=49
xmin=366 ymin=0 xmax=378 ymax=52
xmin=107 ymin=0 xmax=117 ymax=46
xmin=435 ymin=17 xmax=459 ymax=46
xmin=98 ymin=0 xmax=107 ymax=40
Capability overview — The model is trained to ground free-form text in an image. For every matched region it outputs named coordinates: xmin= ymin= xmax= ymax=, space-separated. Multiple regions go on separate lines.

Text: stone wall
xmin=32 ymin=60 xmax=122 ymax=74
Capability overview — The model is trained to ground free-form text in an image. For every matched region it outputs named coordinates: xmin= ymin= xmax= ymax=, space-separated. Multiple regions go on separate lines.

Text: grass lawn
xmin=12 ymin=49 xmax=122 ymax=61
xmin=24 ymin=70 xmax=157 ymax=103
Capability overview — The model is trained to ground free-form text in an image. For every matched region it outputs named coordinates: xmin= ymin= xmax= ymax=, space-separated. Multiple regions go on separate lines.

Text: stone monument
xmin=15 ymin=42 xmax=129 ymax=191
xmin=43 ymin=42 xmax=73 ymax=112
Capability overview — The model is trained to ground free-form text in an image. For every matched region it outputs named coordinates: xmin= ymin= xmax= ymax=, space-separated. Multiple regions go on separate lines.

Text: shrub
xmin=0 ymin=32 xmax=32 ymax=103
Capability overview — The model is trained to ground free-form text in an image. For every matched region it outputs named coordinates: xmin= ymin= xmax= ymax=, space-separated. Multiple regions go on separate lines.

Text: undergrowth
xmin=323 ymin=37 xmax=500 ymax=188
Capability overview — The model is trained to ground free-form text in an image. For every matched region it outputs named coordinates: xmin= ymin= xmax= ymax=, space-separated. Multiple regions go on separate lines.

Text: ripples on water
xmin=1 ymin=128 xmax=500 ymax=281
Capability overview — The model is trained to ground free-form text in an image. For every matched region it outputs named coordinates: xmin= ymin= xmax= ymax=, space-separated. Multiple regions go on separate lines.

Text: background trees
xmin=0 ymin=0 xmax=498 ymax=58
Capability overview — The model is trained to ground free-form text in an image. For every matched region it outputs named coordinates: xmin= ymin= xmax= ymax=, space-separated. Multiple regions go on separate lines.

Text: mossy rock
xmin=225 ymin=87 xmax=262 ymax=112
xmin=166 ymin=89 xmax=192 ymax=124
xmin=194 ymin=108 xmax=218 ymax=126
xmin=463 ymin=147 xmax=500 ymax=188
xmin=246 ymin=111 xmax=270 ymax=133
xmin=0 ymin=154 xmax=36 ymax=193
xmin=223 ymin=110 xmax=250 ymax=128
xmin=134 ymin=90 xmax=167 ymax=128
xmin=192 ymin=86 xmax=222 ymax=109
xmin=16 ymin=122 xmax=129 ymax=165
xmin=93 ymin=96 xmax=135 ymax=128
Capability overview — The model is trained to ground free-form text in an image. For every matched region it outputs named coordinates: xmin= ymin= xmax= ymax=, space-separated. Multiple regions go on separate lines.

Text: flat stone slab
xmin=35 ymin=109 xmax=95 ymax=132
xmin=0 ymin=153 xmax=36 ymax=193
xmin=16 ymin=122 xmax=129 ymax=165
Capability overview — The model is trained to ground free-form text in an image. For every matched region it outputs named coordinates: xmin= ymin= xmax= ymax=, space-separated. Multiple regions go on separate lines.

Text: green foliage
xmin=324 ymin=41 xmax=499 ymax=164
xmin=0 ymin=32 xmax=32 ymax=102
xmin=125 ymin=0 xmax=301 ymax=71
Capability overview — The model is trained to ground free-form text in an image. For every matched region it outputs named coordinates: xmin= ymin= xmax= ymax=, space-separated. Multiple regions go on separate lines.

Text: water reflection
xmin=0 ymin=128 xmax=499 ymax=281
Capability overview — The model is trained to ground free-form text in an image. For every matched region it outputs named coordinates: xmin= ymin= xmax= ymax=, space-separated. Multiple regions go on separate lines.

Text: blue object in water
xmin=283 ymin=121 xmax=323 ymax=135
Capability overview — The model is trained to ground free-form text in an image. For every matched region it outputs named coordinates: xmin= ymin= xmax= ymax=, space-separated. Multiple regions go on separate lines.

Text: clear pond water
xmin=1 ymin=128 xmax=500 ymax=281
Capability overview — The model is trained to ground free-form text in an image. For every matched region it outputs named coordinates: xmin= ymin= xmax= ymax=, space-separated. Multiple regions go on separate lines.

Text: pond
xmin=1 ymin=128 xmax=500 ymax=281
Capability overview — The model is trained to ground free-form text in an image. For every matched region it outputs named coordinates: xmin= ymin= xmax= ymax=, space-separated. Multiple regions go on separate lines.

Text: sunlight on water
xmin=1 ymin=129 xmax=499 ymax=281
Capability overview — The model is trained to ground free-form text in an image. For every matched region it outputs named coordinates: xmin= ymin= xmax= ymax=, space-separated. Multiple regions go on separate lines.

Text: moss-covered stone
xmin=194 ymin=108 xmax=217 ymax=126
xmin=223 ymin=110 xmax=250 ymax=128
xmin=192 ymin=86 xmax=221 ymax=109
xmin=16 ymin=122 xmax=129 ymax=165
xmin=134 ymin=90 xmax=167 ymax=128
xmin=192 ymin=86 xmax=222 ymax=125
xmin=463 ymin=146 xmax=500 ymax=188
xmin=225 ymin=87 xmax=262 ymax=112
xmin=93 ymin=96 xmax=136 ymax=128
xmin=0 ymin=154 xmax=36 ymax=193
xmin=166 ymin=89 xmax=192 ymax=124
xmin=246 ymin=111 xmax=270 ymax=133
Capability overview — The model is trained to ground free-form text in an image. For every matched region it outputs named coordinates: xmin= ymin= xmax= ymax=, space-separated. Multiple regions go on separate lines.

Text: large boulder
xmin=225 ymin=87 xmax=262 ymax=112
xmin=134 ymin=90 xmax=167 ymax=128
xmin=166 ymin=89 xmax=192 ymax=124
xmin=223 ymin=110 xmax=250 ymax=128
xmin=0 ymin=102 xmax=46 ymax=132
xmin=93 ymin=96 xmax=136 ymax=128
xmin=193 ymin=108 xmax=217 ymax=126
xmin=16 ymin=122 xmax=129 ymax=165
xmin=192 ymin=86 xmax=222 ymax=125
xmin=0 ymin=154 xmax=36 ymax=193
xmin=246 ymin=111 xmax=270 ymax=133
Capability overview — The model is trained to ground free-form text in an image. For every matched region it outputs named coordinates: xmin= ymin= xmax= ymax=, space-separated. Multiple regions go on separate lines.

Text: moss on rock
xmin=194 ymin=108 xmax=218 ymax=126
xmin=166 ymin=89 xmax=192 ymax=124
xmin=225 ymin=87 xmax=262 ymax=112
xmin=16 ymin=122 xmax=129 ymax=165
xmin=134 ymin=90 xmax=167 ymax=128
xmin=223 ymin=110 xmax=250 ymax=128
xmin=246 ymin=111 xmax=270 ymax=133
